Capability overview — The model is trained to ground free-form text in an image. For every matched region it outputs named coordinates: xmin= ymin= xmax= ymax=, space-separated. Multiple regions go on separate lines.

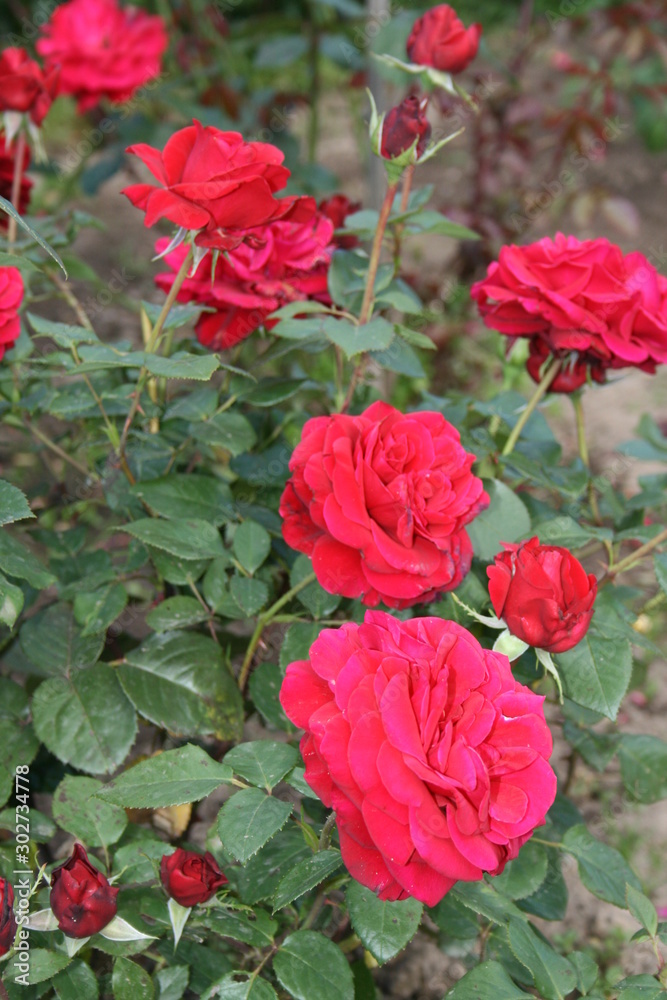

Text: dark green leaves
xmin=467 ymin=480 xmax=531 ymax=561
xmin=122 ymin=519 xmax=224 ymax=561
xmin=439 ymin=960 xmax=533 ymax=999
xmin=563 ymin=825 xmax=642 ymax=907
xmin=20 ymin=604 xmax=103 ymax=675
xmin=346 ymin=881 xmax=422 ymax=963
xmin=556 ymin=636 xmax=632 ymax=720
xmin=0 ymin=480 xmax=33 ymax=525
xmin=273 ymin=851 xmax=343 ymax=911
xmin=97 ymin=744 xmax=233 ymax=808
xmin=52 ymin=775 xmax=127 ymax=847
xmin=217 ymin=788 xmax=293 ymax=863
xmin=224 ymin=741 xmax=299 ymax=791
xmin=619 ymin=735 xmax=667 ymax=803
xmin=507 ymin=918 xmax=577 ymax=999
xmin=273 ymin=931 xmax=354 ymax=1000
xmin=130 ymin=476 xmax=232 ymax=525
xmin=233 ymin=521 xmax=271 ymax=574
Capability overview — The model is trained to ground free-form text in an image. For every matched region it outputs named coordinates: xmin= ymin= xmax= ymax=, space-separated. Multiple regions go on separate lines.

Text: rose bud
xmin=160 ymin=848 xmax=227 ymax=907
xmin=407 ymin=5 xmax=481 ymax=75
xmin=380 ymin=95 xmax=431 ymax=160
xmin=487 ymin=536 xmax=597 ymax=654
xmin=0 ymin=879 xmax=17 ymax=955
xmin=49 ymin=844 xmax=119 ymax=938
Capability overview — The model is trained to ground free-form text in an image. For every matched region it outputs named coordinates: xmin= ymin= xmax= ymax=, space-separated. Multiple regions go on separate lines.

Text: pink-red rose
xmin=49 ymin=844 xmax=119 ymax=938
xmin=487 ymin=536 xmax=597 ymax=653
xmin=154 ymin=208 xmax=334 ymax=350
xmin=280 ymin=611 xmax=557 ymax=905
xmin=123 ymin=120 xmax=315 ymax=251
xmin=0 ymin=878 xmax=16 ymax=956
xmin=280 ymin=402 xmax=489 ymax=608
xmin=0 ymin=266 xmax=24 ymax=361
xmin=0 ymin=135 xmax=32 ymax=221
xmin=37 ymin=0 xmax=167 ymax=112
xmin=407 ymin=5 xmax=481 ymax=74
xmin=160 ymin=849 xmax=227 ymax=907
xmin=471 ymin=233 xmax=667 ymax=392
xmin=0 ymin=48 xmax=58 ymax=126
xmin=381 ymin=95 xmax=432 ymax=160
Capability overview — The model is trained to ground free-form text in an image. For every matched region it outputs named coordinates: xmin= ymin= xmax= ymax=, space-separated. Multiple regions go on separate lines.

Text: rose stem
xmin=237 ymin=571 xmax=317 ymax=691
xmin=572 ymin=391 xmax=602 ymax=524
xmin=7 ymin=131 xmax=26 ymax=247
xmin=393 ymin=163 xmax=415 ymax=263
xmin=604 ymin=525 xmax=667 ymax=581
xmin=118 ymin=247 xmax=193 ymax=475
xmin=341 ymin=180 xmax=399 ymax=413
xmin=501 ymin=355 xmax=561 ymax=457
xmin=318 ymin=812 xmax=337 ymax=851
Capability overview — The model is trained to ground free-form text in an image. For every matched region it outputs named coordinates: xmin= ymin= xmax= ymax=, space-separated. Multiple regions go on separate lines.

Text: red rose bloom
xmin=0 ymin=135 xmax=32 ymax=220
xmin=280 ymin=612 xmax=557 ymax=905
xmin=123 ymin=120 xmax=315 ymax=251
xmin=318 ymin=194 xmax=361 ymax=249
xmin=381 ymin=96 xmax=432 ymax=160
xmin=487 ymin=537 xmax=597 ymax=653
xmin=0 ymin=266 xmax=24 ymax=361
xmin=471 ymin=234 xmax=667 ymax=392
xmin=49 ymin=844 xmax=119 ymax=938
xmin=280 ymin=402 xmax=489 ymax=608
xmin=0 ymin=879 xmax=17 ymax=955
xmin=0 ymin=48 xmax=58 ymax=127
xmin=154 ymin=208 xmax=334 ymax=350
xmin=407 ymin=5 xmax=481 ymax=74
xmin=160 ymin=849 xmax=227 ymax=907
xmin=37 ymin=0 xmax=167 ymax=112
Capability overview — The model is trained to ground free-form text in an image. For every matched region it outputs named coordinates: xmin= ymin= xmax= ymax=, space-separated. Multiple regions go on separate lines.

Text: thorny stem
xmin=7 ymin=131 xmax=26 ymax=247
xmin=501 ymin=356 xmax=561 ymax=457
xmin=318 ymin=812 xmax=337 ymax=851
xmin=604 ymin=525 xmax=667 ymax=581
xmin=572 ymin=392 xmax=602 ymax=524
xmin=237 ymin=572 xmax=317 ymax=691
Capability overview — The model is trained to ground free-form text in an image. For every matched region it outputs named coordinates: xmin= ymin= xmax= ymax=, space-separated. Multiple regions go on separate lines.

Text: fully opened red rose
xmin=37 ymin=0 xmax=167 ymax=112
xmin=0 ymin=135 xmax=32 ymax=220
xmin=154 ymin=209 xmax=334 ymax=350
xmin=407 ymin=5 xmax=481 ymax=75
xmin=280 ymin=402 xmax=489 ymax=608
xmin=0 ymin=47 xmax=58 ymax=127
xmin=0 ymin=266 xmax=24 ymax=361
xmin=123 ymin=121 xmax=315 ymax=251
xmin=470 ymin=233 xmax=667 ymax=392
xmin=487 ymin=537 xmax=597 ymax=654
xmin=0 ymin=878 xmax=17 ymax=955
xmin=49 ymin=844 xmax=119 ymax=938
xmin=160 ymin=849 xmax=227 ymax=907
xmin=280 ymin=612 xmax=557 ymax=906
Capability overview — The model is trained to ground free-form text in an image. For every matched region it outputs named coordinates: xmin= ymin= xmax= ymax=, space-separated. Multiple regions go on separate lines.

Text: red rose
xmin=380 ymin=96 xmax=431 ymax=160
xmin=0 ymin=135 xmax=32 ymax=220
xmin=37 ymin=0 xmax=167 ymax=112
xmin=0 ymin=48 xmax=58 ymax=127
xmin=471 ymin=234 xmax=667 ymax=392
xmin=154 ymin=208 xmax=334 ymax=350
xmin=160 ymin=848 xmax=227 ymax=907
xmin=318 ymin=194 xmax=361 ymax=249
xmin=407 ymin=5 xmax=481 ymax=74
xmin=279 ymin=402 xmax=489 ymax=608
xmin=0 ymin=266 xmax=24 ymax=361
xmin=280 ymin=611 xmax=557 ymax=906
xmin=49 ymin=843 xmax=119 ymax=938
xmin=487 ymin=536 xmax=597 ymax=653
xmin=123 ymin=120 xmax=315 ymax=251
xmin=0 ymin=879 xmax=17 ymax=955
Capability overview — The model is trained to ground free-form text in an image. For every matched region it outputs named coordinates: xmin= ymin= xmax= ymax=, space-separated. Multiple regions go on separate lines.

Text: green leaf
xmin=53 ymin=775 xmax=127 ymax=847
xmin=0 ymin=200 xmax=67 ymax=274
xmin=97 ymin=744 xmax=232 ymax=808
xmin=445 ymin=960 xmax=534 ymax=999
xmin=324 ymin=315 xmax=394 ymax=358
xmin=0 ymin=480 xmax=33 ymax=525
xmin=567 ymin=951 xmax=599 ymax=996
xmin=130 ymin=475 xmax=232 ymax=526
xmin=141 ymin=300 xmax=202 ymax=332
xmin=273 ymin=930 xmax=354 ymax=1000
xmin=655 ymin=553 xmax=667 ymax=597
xmin=626 ymin=885 xmax=658 ymax=937
xmin=493 ymin=841 xmax=549 ymax=901
xmin=23 ymin=949 xmax=71 ymax=984
xmin=154 ymin=966 xmax=189 ymax=1000
xmin=224 ymin=741 xmax=299 ymax=791
xmin=518 ymin=851 xmax=568 ymax=921
xmin=619 ymin=734 xmax=667 ymax=804
xmin=467 ymin=480 xmax=531 ymax=561
xmin=248 ymin=662 xmax=296 ymax=732
xmin=192 ymin=413 xmax=257 ymax=456
xmin=118 ymin=632 xmax=243 ymax=740
xmin=20 ymin=604 xmax=104 ymax=675
xmin=146 ymin=596 xmax=209 ymax=631
xmin=74 ymin=584 xmax=128 ymax=636
xmin=32 ymin=664 xmax=137 ymax=775
xmin=53 ymin=959 xmax=99 ymax=1000
xmin=0 ymin=571 xmax=24 ymax=627
xmin=404 ymin=210 xmax=479 ymax=240
xmin=452 ymin=880 xmax=528 ymax=926
xmin=0 ymin=530 xmax=56 ymax=587
xmin=347 ymin=881 xmax=422 ymax=963
xmin=203 ymin=974 xmax=278 ymax=1000
xmin=112 ymin=956 xmax=155 ymax=1000
xmin=217 ymin=788 xmax=293 ymax=863
xmin=615 ymin=975 xmax=667 ymax=999
xmin=230 ymin=576 xmax=269 ymax=616
xmin=279 ymin=622 xmax=327 ymax=672
xmin=233 ymin=521 xmax=271 ymax=575
xmin=122 ymin=519 xmax=224 ymax=561
xmin=291 ymin=555 xmax=340 ymax=618
xmin=229 ymin=828 xmax=311 ymax=904
xmin=164 ymin=387 xmax=219 ymax=422
xmin=562 ymin=719 xmax=619 ymax=772
xmin=556 ymin=636 xmax=632 ymax=721
xmin=112 ymin=840 xmax=173 ymax=885
xmin=563 ymin=824 xmax=642 ymax=907
xmin=27 ymin=310 xmax=97 ymax=346
xmin=370 ymin=337 xmax=425 ymax=378
xmin=243 ymin=378 xmax=308 ymax=407
xmin=507 ymin=917 xmax=577 ymax=999
xmin=272 ymin=850 xmax=343 ymax=912
xmin=144 ymin=351 xmax=219 ymax=381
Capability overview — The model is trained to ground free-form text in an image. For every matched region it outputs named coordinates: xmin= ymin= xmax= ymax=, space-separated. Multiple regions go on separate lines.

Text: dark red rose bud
xmin=407 ymin=5 xmax=481 ymax=75
xmin=318 ymin=194 xmax=361 ymax=249
xmin=487 ymin=536 xmax=597 ymax=653
xmin=0 ymin=878 xmax=17 ymax=955
xmin=525 ymin=338 xmax=606 ymax=393
xmin=160 ymin=848 xmax=227 ymax=907
xmin=380 ymin=95 xmax=431 ymax=160
xmin=0 ymin=48 xmax=58 ymax=127
xmin=49 ymin=844 xmax=119 ymax=939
